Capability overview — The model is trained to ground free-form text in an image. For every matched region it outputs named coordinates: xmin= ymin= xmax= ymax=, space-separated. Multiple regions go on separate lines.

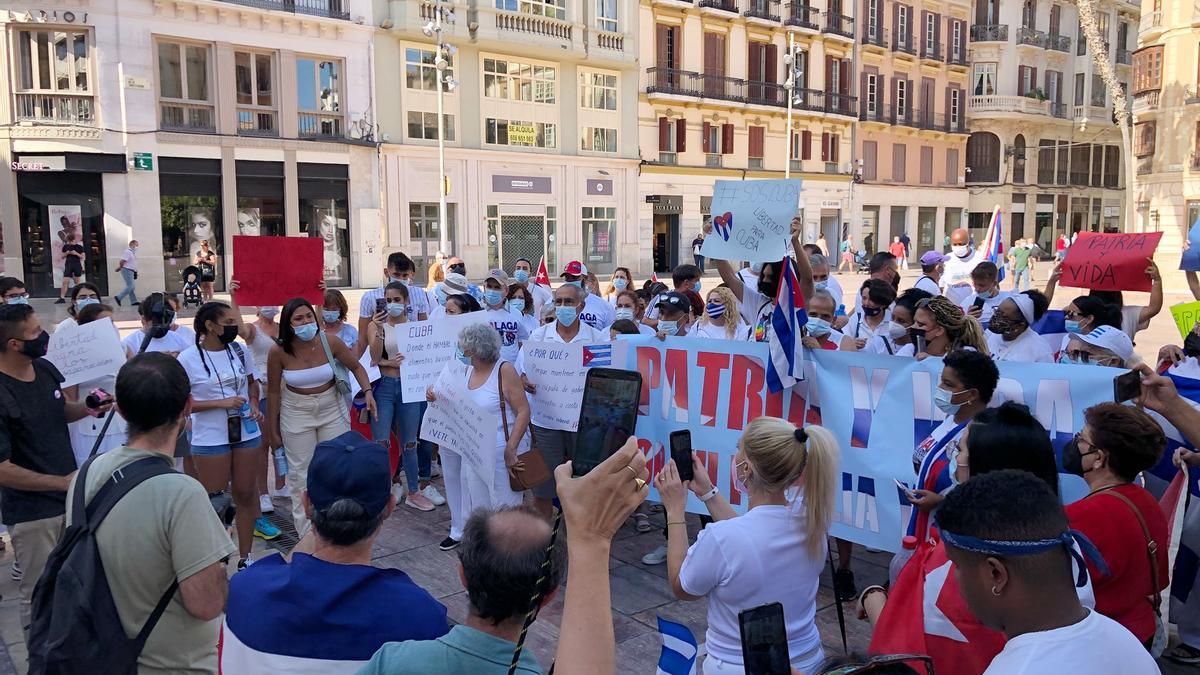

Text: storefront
xmin=298 ymin=163 xmax=352 ymax=287
xmin=160 ymin=157 xmax=223 ymax=293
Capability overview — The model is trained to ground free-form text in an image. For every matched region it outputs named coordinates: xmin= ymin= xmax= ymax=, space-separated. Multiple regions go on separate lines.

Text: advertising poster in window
xmin=48 ymin=205 xmax=82 ymax=288
xmin=236 ymin=207 xmax=263 ymax=236
xmin=508 ymin=123 xmax=537 ymax=146
xmin=186 ymin=207 xmax=218 ymax=263
xmin=314 ymin=207 xmax=350 ymax=287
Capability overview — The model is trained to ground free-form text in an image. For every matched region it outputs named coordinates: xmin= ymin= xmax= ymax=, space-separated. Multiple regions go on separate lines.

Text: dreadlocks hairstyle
xmin=193 ymin=301 xmax=231 ymax=376
xmin=921 ymin=296 xmax=990 ymax=355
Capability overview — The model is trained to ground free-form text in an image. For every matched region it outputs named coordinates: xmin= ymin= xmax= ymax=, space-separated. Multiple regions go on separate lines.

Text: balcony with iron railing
xmin=970 ymin=24 xmax=1008 ymax=42
xmin=826 ymin=92 xmax=857 ymax=116
xmin=1116 ymin=49 xmax=1131 ymax=65
xmin=862 ymin=26 xmax=888 ymax=48
xmin=921 ymin=41 xmax=942 ymax=61
xmin=646 ymin=67 xmax=855 ymax=115
xmin=1047 ymin=34 xmax=1071 ymax=52
xmin=237 ymin=106 xmax=278 ymax=137
xmin=159 ymin=102 xmax=215 ymax=133
xmin=14 ymin=92 xmax=94 ymax=126
xmin=892 ymin=33 xmax=917 ymax=55
xmin=706 ymin=153 xmax=724 ymax=167
xmin=1132 ymin=89 xmax=1160 ymax=113
xmin=823 ymin=13 xmax=854 ymax=39
xmin=744 ymin=0 xmax=782 ymax=23
xmin=298 ymin=112 xmax=344 ymax=139
xmin=698 ymin=0 xmax=739 ymax=13
xmin=1139 ymin=11 xmax=1162 ymax=36
xmin=1017 ymin=26 xmax=1047 ymax=48
xmin=947 ymin=48 xmax=968 ymax=66
xmin=786 ymin=3 xmax=820 ymax=30
xmin=1049 ymin=102 xmax=1067 ymax=118
xmin=213 ymin=0 xmax=350 ymax=20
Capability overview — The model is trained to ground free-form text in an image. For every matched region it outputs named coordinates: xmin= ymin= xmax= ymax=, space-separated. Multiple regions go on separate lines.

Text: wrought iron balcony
xmin=922 ymin=41 xmax=942 ymax=60
xmin=947 ymin=49 xmax=968 ymax=66
xmin=970 ymin=24 xmax=1008 ymax=42
xmin=826 ymin=92 xmax=857 ymax=116
xmin=744 ymin=0 xmax=782 ymax=22
xmin=15 ymin=93 xmax=94 ymax=126
xmin=1047 ymin=33 xmax=1071 ymax=52
xmin=1017 ymin=26 xmax=1047 ymax=48
xmin=159 ymin=102 xmax=215 ymax=133
xmin=892 ymin=34 xmax=917 ymax=55
xmin=213 ymin=0 xmax=349 ymax=20
xmin=823 ymin=13 xmax=854 ymax=38
xmin=697 ymin=0 xmax=738 ymax=12
xmin=298 ymin=112 xmax=344 ymax=139
xmin=862 ymin=26 xmax=888 ymax=48
xmin=1117 ymin=49 xmax=1131 ymax=64
xmin=786 ymin=3 xmax=820 ymax=30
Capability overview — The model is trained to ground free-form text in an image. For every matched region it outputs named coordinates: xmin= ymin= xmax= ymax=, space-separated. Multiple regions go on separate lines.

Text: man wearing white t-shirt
xmin=512 ymin=257 xmax=552 ymax=318
xmin=357 ymin=252 xmax=428 ymax=355
xmin=914 ymin=251 xmax=946 ymax=296
xmin=559 ymin=260 xmax=613 ymax=331
xmin=938 ymin=471 xmax=1158 ymax=675
xmin=941 ymin=228 xmax=984 ymax=305
xmin=480 ymin=269 xmax=529 ymax=363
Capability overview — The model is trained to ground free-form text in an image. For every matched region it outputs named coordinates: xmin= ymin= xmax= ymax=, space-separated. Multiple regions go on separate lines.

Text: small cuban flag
xmin=583 ymin=344 xmax=612 ymax=367
xmin=767 ymin=256 xmax=808 ymax=393
xmin=656 ymin=616 xmax=698 ymax=675
xmin=982 ymin=204 xmax=1006 ymax=283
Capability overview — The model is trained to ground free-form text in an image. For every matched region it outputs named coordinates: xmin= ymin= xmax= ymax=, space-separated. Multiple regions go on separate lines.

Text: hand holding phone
xmin=739 ymin=602 xmax=790 ymax=675
xmin=669 ymin=430 xmax=694 ymax=482
xmin=374 ymin=297 xmax=388 ymax=316
xmin=1114 ymin=369 xmax=1142 ymax=403
xmin=573 ymin=368 xmax=643 ymax=477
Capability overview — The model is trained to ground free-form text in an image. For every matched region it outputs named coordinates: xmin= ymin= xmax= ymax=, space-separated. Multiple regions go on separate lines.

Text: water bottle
xmin=888 ymin=535 xmax=919 ymax=586
xmin=273 ymin=447 xmax=288 ymax=478
xmin=835 ymin=304 xmax=846 ymax=318
xmin=238 ymin=402 xmax=259 ymax=436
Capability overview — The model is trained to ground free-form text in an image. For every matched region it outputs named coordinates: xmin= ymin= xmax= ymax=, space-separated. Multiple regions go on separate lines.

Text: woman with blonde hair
xmin=604 ymin=267 xmax=634 ymax=305
xmin=426 ymin=260 xmax=445 ymax=290
xmin=909 ymin=295 xmax=990 ymax=357
xmin=656 ymin=418 xmax=839 ymax=674
xmin=690 ymin=286 xmax=748 ymax=340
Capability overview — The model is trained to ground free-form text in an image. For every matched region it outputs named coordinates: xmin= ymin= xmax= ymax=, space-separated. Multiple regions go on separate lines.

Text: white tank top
xmin=384 ymin=323 xmax=400 ymax=359
xmin=246 ymin=324 xmax=277 ymax=381
xmin=464 ymin=360 xmax=526 ymax=452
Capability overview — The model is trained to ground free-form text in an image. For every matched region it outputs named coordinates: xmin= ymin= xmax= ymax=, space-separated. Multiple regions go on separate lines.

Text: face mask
xmin=659 ymin=320 xmax=680 ymax=336
xmin=977 ymin=289 xmax=997 ymax=300
xmin=947 ymin=443 xmax=964 ymax=488
xmin=862 ymin=305 xmax=882 ymax=317
xmin=1058 ymin=353 xmax=1083 ymax=365
xmin=908 ymin=327 xmax=927 ymax=344
xmin=18 ymin=331 xmax=49 ymax=359
xmin=706 ymin=302 xmax=726 ymax=319
xmin=1185 ymin=331 xmax=1200 ymax=358
xmin=218 ymin=324 xmax=239 ymax=345
xmin=814 ymin=280 xmax=828 ymax=291
xmin=615 ymin=307 xmax=635 ymax=322
xmin=556 ymin=306 xmax=578 ymax=327
xmin=613 ymin=278 xmax=628 ymax=291
xmin=952 ymin=244 xmax=970 ymax=257
xmin=565 ymin=279 xmax=582 ymax=289
xmin=887 ymin=322 xmax=908 ymax=340
xmin=750 ymin=262 xmax=764 ymax=275
xmin=513 ymin=269 xmax=530 ymax=284
xmin=294 ymin=322 xmax=319 ymax=341
xmin=933 ymin=387 xmax=965 ymax=416
xmin=386 ymin=302 xmax=408 ymax=318
xmin=259 ymin=307 xmax=279 ymax=319
xmin=390 ymin=276 xmax=411 ymax=287
xmin=6 ymin=296 xmax=28 ymax=306
xmin=694 ymin=280 xmax=703 ymax=293
xmin=449 ymin=264 xmax=466 ymax=275
xmin=455 ymin=345 xmax=471 ymax=365
xmin=508 ymin=299 xmax=526 ymax=313
xmin=1065 ymin=319 xmax=1082 ymax=334
xmin=435 ymin=288 xmax=449 ymax=306
xmin=731 ymin=457 xmax=750 ymax=495
xmin=757 ymin=277 xmax=780 ymax=298
xmin=806 ymin=317 xmax=832 ymax=337
xmin=987 ymin=317 xmax=1010 ymax=335
xmin=483 ymin=289 xmax=504 ymax=306
xmin=322 ymin=310 xmax=341 ymax=323
xmin=75 ymin=297 xmax=99 ymax=310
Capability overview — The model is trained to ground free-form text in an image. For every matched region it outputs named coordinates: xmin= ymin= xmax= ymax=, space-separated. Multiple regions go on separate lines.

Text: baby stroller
xmin=181 ymin=265 xmax=203 ymax=308
xmin=853 ymin=249 xmax=870 ymax=274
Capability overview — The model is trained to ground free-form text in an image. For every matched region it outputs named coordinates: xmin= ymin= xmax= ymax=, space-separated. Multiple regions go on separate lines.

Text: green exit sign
xmin=131 ymin=152 xmax=153 ymax=171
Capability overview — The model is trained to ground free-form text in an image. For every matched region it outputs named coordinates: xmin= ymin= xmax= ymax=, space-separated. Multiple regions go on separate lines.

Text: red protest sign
xmin=232 ymin=236 xmax=324 ymax=306
xmin=1060 ymin=231 xmax=1162 ymax=292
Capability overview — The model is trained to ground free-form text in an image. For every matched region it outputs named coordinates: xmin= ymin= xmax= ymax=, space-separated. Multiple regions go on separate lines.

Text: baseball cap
xmin=561 ymin=261 xmax=588 ymax=277
xmin=1072 ymin=325 xmax=1134 ymax=363
xmin=656 ymin=291 xmax=690 ymax=313
xmin=487 ymin=269 xmax=511 ymax=289
xmin=920 ymin=251 xmax=949 ymax=266
xmin=307 ymin=431 xmax=392 ymax=518
xmin=440 ymin=273 xmax=469 ymax=295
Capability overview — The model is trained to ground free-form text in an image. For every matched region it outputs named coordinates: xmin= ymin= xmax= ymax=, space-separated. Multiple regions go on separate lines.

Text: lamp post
xmin=783 ymin=33 xmax=802 ymax=179
xmin=423 ymin=2 xmax=457 ymax=257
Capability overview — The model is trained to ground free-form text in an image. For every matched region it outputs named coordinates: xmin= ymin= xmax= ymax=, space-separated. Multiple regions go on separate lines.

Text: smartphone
xmin=1114 ymin=369 xmax=1142 ymax=403
xmin=972 ymin=296 xmax=986 ymax=311
xmin=573 ymin=368 xmax=643 ymax=477
xmin=894 ymin=477 xmax=916 ymax=501
xmin=739 ymin=602 xmax=790 ymax=675
xmin=914 ymin=331 xmax=927 ymax=354
xmin=669 ymin=430 xmax=694 ymax=482
xmin=226 ymin=413 xmax=243 ymax=444
xmin=374 ymin=297 xmax=387 ymax=316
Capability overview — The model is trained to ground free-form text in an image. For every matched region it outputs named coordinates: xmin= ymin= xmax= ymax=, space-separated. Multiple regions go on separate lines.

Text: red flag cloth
xmin=870 ymin=541 xmax=1005 ymax=675
xmin=1161 ymin=469 xmax=1186 ymax=542
xmin=535 ymin=258 xmax=552 ymax=288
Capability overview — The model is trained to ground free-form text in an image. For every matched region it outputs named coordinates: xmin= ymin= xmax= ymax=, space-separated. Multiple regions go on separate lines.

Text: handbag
xmin=1097 ymin=488 xmax=1167 ymax=656
xmin=498 ymin=364 xmax=552 ymax=491
xmin=317 ymin=330 xmax=352 ymax=396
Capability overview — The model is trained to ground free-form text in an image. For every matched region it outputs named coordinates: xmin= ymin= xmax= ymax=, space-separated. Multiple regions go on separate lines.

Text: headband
xmin=939 ymin=527 xmax=1108 ymax=588
xmin=1008 ymin=294 xmax=1035 ymax=326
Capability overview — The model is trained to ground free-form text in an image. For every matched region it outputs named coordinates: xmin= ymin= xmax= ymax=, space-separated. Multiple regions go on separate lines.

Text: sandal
xmin=633 ymin=513 xmax=654 ymax=533
xmin=1166 ymin=643 xmax=1200 ymax=664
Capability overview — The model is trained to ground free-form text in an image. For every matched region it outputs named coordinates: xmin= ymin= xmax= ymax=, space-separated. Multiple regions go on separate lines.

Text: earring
xmin=991 ymin=586 xmax=1001 ymax=596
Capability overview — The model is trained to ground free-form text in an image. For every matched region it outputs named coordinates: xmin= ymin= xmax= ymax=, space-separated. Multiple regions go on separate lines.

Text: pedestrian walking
xmin=115 ymin=240 xmax=139 ymax=307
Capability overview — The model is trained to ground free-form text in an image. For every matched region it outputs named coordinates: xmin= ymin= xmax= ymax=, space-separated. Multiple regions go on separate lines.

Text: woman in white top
xmin=844 ymin=279 xmax=896 ymax=349
xmin=321 ymin=288 xmax=359 ymax=351
xmin=690 ymin=287 xmax=749 ymax=341
xmin=64 ymin=303 xmax=125 ymax=465
xmin=228 ymin=281 xmax=283 ymax=516
xmin=655 ymin=417 xmax=840 ymax=675
xmin=864 ymin=288 xmax=933 ymax=356
xmin=266 ymin=298 xmax=375 ymax=537
xmin=506 ymin=284 xmax=539 ymax=337
xmin=604 ymin=267 xmax=634 ymax=306
xmin=426 ymin=322 xmax=530 ymax=550
xmin=613 ymin=290 xmax=656 ymax=336
xmin=179 ymin=301 xmax=266 ymax=569
xmin=121 ymin=292 xmax=194 ymax=356
xmin=985 ymin=291 xmax=1055 ymax=363
xmin=55 ymin=282 xmax=101 ymax=333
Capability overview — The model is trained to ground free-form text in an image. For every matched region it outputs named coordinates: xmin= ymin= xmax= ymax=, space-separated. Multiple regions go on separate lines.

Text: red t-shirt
xmin=889 ymin=242 xmax=906 ymax=258
xmin=1065 ymin=483 xmax=1170 ymax=642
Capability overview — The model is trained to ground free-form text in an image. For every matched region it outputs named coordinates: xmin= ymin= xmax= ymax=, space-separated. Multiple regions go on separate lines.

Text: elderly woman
xmin=984 ymin=290 xmax=1054 ymax=363
xmin=1059 ymin=325 xmax=1137 ymax=368
xmin=426 ymin=323 xmax=530 ymax=551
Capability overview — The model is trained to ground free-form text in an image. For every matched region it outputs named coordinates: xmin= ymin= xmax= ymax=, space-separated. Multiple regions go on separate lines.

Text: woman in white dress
xmin=426 ymin=322 xmax=530 ymax=551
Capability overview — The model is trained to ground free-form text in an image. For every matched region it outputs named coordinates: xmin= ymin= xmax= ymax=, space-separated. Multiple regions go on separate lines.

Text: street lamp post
xmin=783 ymin=33 xmax=800 ymax=179
xmin=424 ymin=2 xmax=457 ymax=258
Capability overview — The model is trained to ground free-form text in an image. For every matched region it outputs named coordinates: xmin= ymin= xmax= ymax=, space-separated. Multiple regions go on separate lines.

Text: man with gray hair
xmin=807 ymin=252 xmax=843 ymax=307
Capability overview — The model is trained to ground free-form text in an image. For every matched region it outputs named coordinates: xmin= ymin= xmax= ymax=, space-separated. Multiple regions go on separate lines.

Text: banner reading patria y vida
xmin=612 ymin=336 xmax=1118 ymax=553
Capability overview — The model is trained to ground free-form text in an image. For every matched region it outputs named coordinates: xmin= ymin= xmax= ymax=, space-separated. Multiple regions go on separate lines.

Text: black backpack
xmin=27 ymin=455 xmax=178 ymax=675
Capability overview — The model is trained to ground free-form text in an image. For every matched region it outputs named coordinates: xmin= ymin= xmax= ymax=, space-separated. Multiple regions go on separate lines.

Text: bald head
xmin=459 ymin=506 xmax=565 ymax=626
xmin=951 ymin=228 xmax=969 ymax=246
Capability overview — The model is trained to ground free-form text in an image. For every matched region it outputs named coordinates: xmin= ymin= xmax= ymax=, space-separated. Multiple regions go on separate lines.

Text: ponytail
xmin=798 ymin=425 xmax=839 ymax=559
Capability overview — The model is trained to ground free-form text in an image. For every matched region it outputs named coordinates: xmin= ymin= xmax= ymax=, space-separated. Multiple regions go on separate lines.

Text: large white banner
xmin=420 ymin=364 xmax=497 ymax=501
xmin=46 ymin=318 xmax=126 ymax=388
xmin=395 ymin=312 xmax=490 ymax=402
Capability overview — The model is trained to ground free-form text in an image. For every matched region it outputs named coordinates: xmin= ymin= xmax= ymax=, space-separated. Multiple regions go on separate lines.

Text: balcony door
xmin=703 ymin=33 xmax=726 ymax=97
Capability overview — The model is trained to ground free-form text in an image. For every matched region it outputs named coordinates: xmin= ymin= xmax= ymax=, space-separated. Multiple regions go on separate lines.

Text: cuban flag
xmin=767 ymin=256 xmax=808 ymax=393
xmin=1031 ymin=309 xmax=1069 ymax=357
xmin=583 ymin=344 xmax=612 ymax=367
xmin=656 ymin=616 xmax=699 ymax=675
xmin=535 ymin=257 xmax=552 ymax=288
xmin=981 ymin=205 xmax=1005 ymax=283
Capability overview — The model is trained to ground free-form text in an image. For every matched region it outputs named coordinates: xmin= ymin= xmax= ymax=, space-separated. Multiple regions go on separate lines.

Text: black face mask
xmin=449 ymin=264 xmax=466 ymax=275
xmin=1061 ymin=437 xmax=1097 ymax=477
xmin=987 ymin=317 xmax=1010 ymax=335
xmin=907 ymin=327 xmax=926 ymax=344
xmin=757 ymin=276 xmax=779 ymax=298
xmin=18 ymin=331 xmax=49 ymax=359
xmin=218 ymin=324 xmax=239 ymax=345
xmin=863 ymin=305 xmax=883 ymax=317
xmin=1185 ymin=332 xmax=1200 ymax=358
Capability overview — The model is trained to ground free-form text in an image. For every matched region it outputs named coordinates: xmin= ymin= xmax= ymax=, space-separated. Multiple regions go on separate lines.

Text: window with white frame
xmin=483 ymin=58 xmax=556 ymax=103
xmin=157 ymin=40 xmax=212 ymax=131
xmin=581 ymin=127 xmax=617 ymax=152
xmin=898 ymin=6 xmax=910 ymax=46
xmin=296 ymin=57 xmax=343 ymax=138
xmin=495 ymin=0 xmax=566 ymax=20
xmin=867 ymin=0 xmax=879 ymax=38
xmin=973 ymin=63 xmax=997 ymax=95
xmin=13 ymin=28 xmax=93 ymax=124
xmin=950 ymin=89 xmax=961 ymax=124
xmin=580 ymin=72 xmax=617 ymax=110
xmin=405 ymin=47 xmax=453 ymax=92
xmin=1020 ymin=67 xmax=1034 ymax=95
xmin=952 ymin=21 xmax=962 ymax=58
xmin=485 ymin=118 xmax=558 ymax=148
xmin=596 ymin=0 xmax=617 ymax=31
xmin=866 ymin=73 xmax=879 ymax=114
xmin=897 ymin=79 xmax=908 ymax=116
xmin=708 ymin=125 xmax=722 ymax=153
xmin=582 ymin=206 xmax=617 ymax=265
xmin=408 ymin=111 xmax=455 ymax=141
xmin=925 ymin=13 xmax=936 ymax=52
xmin=234 ymin=50 xmax=277 ymax=135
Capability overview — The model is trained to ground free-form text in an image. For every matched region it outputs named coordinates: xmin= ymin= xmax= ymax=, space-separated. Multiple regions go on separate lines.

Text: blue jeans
xmin=1013 ymin=268 xmax=1030 ymax=291
xmin=116 ymin=267 xmax=138 ymax=304
xmin=370 ymin=375 xmax=426 ymax=492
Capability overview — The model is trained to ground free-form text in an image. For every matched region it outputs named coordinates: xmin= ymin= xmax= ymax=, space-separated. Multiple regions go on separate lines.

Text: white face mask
xmin=952 ymin=244 xmax=970 ymax=258
xmin=886 ymin=322 xmax=907 ymax=340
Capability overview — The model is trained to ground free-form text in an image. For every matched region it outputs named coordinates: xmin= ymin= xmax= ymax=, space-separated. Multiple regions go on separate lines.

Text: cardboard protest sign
xmin=232 ymin=236 xmax=324 ymax=306
xmin=1060 ymin=231 xmax=1162 ymax=292
xmin=1180 ymin=220 xmax=1200 ymax=272
xmin=394 ymin=312 xmax=491 ymax=402
xmin=420 ymin=364 xmax=497 ymax=501
xmin=1172 ymin=301 xmax=1200 ymax=340
xmin=700 ymin=179 xmax=801 ymax=264
xmin=46 ymin=318 xmax=126 ymax=387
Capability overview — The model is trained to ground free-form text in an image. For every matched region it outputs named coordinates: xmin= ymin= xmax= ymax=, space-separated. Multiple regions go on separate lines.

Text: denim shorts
xmin=190 ymin=437 xmax=261 ymax=457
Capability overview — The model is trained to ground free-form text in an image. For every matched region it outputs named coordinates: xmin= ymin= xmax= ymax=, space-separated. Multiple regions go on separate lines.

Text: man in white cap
xmin=560 ymin=261 xmax=613 ymax=331
xmin=427 ymin=273 xmax=472 ymax=322
xmin=481 ymin=269 xmax=528 ymax=363
xmin=1061 ymin=325 xmax=1135 ymax=369
xmin=985 ymin=291 xmax=1054 ymax=363
xmin=914 ymin=251 xmax=947 ymax=296
xmin=941 ymin=227 xmax=983 ymax=305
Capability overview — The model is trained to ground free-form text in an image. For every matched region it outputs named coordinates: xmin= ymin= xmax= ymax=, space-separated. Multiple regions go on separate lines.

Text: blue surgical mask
xmin=615 ymin=307 xmax=635 ymax=321
xmin=933 ymin=387 xmax=965 ymax=416
xmin=659 ymin=320 xmax=680 ymax=335
xmin=507 ymin=299 xmax=526 ymax=313
xmin=566 ymin=280 xmax=582 ymax=288
xmin=455 ymin=345 xmax=471 ymax=365
xmin=513 ymin=269 xmax=530 ymax=284
xmin=294 ymin=322 xmax=319 ymax=341
xmin=259 ymin=307 xmax=279 ymax=319
xmin=322 ymin=310 xmax=341 ymax=323
xmin=706 ymin=302 xmax=726 ymax=319
xmin=750 ymin=262 xmax=764 ymax=275
xmin=614 ymin=278 xmax=628 ymax=290
xmin=390 ymin=276 xmax=411 ymax=287
xmin=978 ymin=289 xmax=996 ymax=300
xmin=484 ymin=289 xmax=504 ymax=306
xmin=75 ymin=297 xmax=99 ymax=309
xmin=1058 ymin=353 xmax=1085 ymax=365
xmin=386 ymin=302 xmax=407 ymax=318
xmin=694 ymin=280 xmax=703 ymax=293
xmin=806 ymin=317 xmax=832 ymax=337
xmin=556 ymin=306 xmax=578 ymax=326
xmin=6 ymin=296 xmax=28 ymax=306
xmin=814 ymin=280 xmax=828 ymax=291
xmin=1065 ymin=319 xmax=1082 ymax=334
xmin=435 ymin=289 xmax=449 ymax=306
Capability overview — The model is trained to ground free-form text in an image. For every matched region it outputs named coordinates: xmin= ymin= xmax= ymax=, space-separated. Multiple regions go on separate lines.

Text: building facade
xmin=963 ymin=0 xmax=1136 ymax=251
xmin=0 ymin=1 xmax=379 ymax=297
xmin=374 ymin=0 xmax=641 ymax=279
xmin=1131 ymin=0 xmax=1198 ymax=284
xmin=852 ymin=0 xmax=970 ymax=259
xmin=638 ymin=0 xmax=857 ymax=272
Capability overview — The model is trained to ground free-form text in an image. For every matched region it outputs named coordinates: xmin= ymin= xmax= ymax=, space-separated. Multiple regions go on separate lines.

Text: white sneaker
xmin=421 ymin=484 xmax=447 ymax=506
xmin=259 ymin=494 xmax=274 ymax=514
xmin=393 ymin=484 xmax=407 ymax=503
xmin=641 ymin=544 xmax=668 ymax=566
xmin=275 ymin=484 xmax=291 ymax=498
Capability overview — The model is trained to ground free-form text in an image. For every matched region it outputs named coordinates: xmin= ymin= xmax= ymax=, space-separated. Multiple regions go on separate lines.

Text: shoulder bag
xmin=498 ymin=363 xmax=552 ymax=491
xmin=317 ymin=330 xmax=352 ymax=396
xmin=1097 ymin=488 xmax=1167 ymax=656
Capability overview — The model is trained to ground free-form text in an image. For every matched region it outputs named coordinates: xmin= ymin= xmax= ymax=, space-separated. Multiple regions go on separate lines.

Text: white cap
xmin=439 ymin=273 xmax=470 ymax=295
xmin=1007 ymin=294 xmax=1035 ymax=325
xmin=1073 ymin=325 xmax=1134 ymax=363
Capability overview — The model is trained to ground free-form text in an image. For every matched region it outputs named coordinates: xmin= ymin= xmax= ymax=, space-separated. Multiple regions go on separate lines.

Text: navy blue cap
xmin=656 ymin=291 xmax=690 ymax=312
xmin=307 ymin=431 xmax=392 ymax=518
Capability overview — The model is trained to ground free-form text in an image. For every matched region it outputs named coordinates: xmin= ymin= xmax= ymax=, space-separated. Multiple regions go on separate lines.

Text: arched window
xmin=966 ymin=132 xmax=1001 ymax=183
xmin=1013 ymin=134 xmax=1027 ymax=183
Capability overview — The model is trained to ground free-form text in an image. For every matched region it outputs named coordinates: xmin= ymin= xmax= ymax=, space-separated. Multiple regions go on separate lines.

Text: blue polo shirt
xmin=357 ymin=625 xmax=542 ymax=675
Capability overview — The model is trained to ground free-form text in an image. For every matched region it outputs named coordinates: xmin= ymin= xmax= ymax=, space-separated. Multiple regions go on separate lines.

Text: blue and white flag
xmin=767 ymin=256 xmax=808 ymax=393
xmin=1032 ymin=309 xmax=1068 ymax=356
xmin=656 ymin=616 xmax=699 ymax=675
xmin=982 ymin=205 xmax=1006 ymax=282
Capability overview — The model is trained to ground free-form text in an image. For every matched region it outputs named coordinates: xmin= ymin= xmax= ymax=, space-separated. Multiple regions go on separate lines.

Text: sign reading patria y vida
xmin=700 ymin=179 xmax=802 ymax=264
xmin=1060 ymin=231 xmax=1162 ymax=292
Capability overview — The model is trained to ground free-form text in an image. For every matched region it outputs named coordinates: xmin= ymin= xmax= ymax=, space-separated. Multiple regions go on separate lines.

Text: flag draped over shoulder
xmin=767 ymin=256 xmax=808 ymax=393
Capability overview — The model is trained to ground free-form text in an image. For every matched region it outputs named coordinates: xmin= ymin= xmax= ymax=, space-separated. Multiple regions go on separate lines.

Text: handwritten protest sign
xmin=521 ymin=342 xmax=627 ymax=431
xmin=232 ymin=236 xmax=324 ymax=306
xmin=46 ymin=318 xmax=126 ymax=387
xmin=394 ymin=312 xmax=490 ymax=402
xmin=700 ymin=179 xmax=801 ymax=264
xmin=1060 ymin=231 xmax=1162 ymax=292
xmin=1172 ymin=302 xmax=1200 ymax=340
xmin=1181 ymin=220 xmax=1200 ymax=272
xmin=420 ymin=364 xmax=497 ymax=501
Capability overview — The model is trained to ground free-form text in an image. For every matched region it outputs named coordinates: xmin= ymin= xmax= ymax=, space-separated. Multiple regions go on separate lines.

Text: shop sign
xmin=820 ymin=199 xmax=842 ymax=209
xmin=131 ymin=153 xmax=153 ymax=172
xmin=1103 ymin=206 xmax=1119 ymax=218
xmin=6 ymin=9 xmax=89 ymax=23
xmin=586 ymin=179 xmax=612 ymax=196
xmin=645 ymin=195 xmax=661 ymax=204
xmin=11 ymin=156 xmax=65 ymax=172
xmin=507 ymin=123 xmax=537 ymax=146
xmin=492 ymin=175 xmax=551 ymax=194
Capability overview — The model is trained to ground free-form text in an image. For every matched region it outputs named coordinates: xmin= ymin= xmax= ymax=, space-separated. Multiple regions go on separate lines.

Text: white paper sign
xmin=46 ymin=318 xmax=126 ymax=388
xmin=521 ymin=340 xmax=631 ymax=431
xmin=420 ymin=364 xmax=497 ymax=500
xmin=350 ymin=349 xmax=379 ymax=398
xmin=700 ymin=178 xmax=801 ymax=264
xmin=394 ymin=312 xmax=490 ymax=403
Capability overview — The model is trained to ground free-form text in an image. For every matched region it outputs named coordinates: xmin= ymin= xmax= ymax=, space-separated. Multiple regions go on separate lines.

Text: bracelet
xmin=698 ymin=486 xmax=720 ymax=502
xmin=858 ymin=585 xmax=888 ymax=616
xmin=667 ymin=521 xmax=687 ymax=527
